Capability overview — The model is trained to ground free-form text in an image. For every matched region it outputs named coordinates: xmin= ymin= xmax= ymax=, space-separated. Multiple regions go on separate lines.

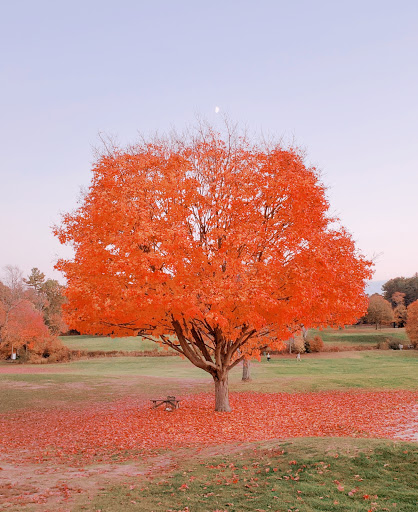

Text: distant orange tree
xmin=405 ymin=300 xmax=418 ymax=348
xmin=55 ymin=125 xmax=372 ymax=411
xmin=365 ymin=294 xmax=394 ymax=329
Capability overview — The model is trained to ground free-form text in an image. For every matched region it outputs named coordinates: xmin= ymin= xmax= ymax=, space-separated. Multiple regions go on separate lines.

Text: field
xmin=60 ymin=326 xmax=409 ymax=354
xmin=310 ymin=326 xmax=408 ymax=347
xmin=0 ymin=330 xmax=417 ymax=511
xmin=61 ymin=335 xmax=166 ymax=352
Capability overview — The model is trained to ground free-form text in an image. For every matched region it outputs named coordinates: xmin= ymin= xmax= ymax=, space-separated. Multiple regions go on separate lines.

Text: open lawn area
xmin=59 ymin=326 xmax=409 ymax=354
xmin=309 ymin=326 xmax=408 ymax=346
xmin=0 ymin=350 xmax=417 ymax=511
xmin=60 ymin=335 xmax=167 ymax=352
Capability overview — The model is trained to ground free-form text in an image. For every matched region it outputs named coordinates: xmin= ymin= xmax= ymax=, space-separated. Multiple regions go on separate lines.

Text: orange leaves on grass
xmin=0 ymin=391 xmax=415 ymax=467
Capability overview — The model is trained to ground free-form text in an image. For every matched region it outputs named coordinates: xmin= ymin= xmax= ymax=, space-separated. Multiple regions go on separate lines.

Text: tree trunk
xmin=214 ymin=374 xmax=231 ymax=412
xmin=242 ymin=359 xmax=251 ymax=381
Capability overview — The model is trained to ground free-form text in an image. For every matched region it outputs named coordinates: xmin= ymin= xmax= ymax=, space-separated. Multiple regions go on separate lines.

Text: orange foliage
xmin=0 ymin=302 xmax=5 ymax=327
xmin=2 ymin=300 xmax=50 ymax=350
xmin=405 ymin=300 xmax=418 ymax=347
xmin=55 ymin=127 xmax=372 ymax=410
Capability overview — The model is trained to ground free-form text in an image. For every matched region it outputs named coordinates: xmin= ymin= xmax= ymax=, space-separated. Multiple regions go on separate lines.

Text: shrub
xmin=308 ymin=335 xmax=324 ymax=352
xmin=388 ymin=340 xmax=401 ymax=350
xmin=293 ymin=335 xmax=305 ymax=354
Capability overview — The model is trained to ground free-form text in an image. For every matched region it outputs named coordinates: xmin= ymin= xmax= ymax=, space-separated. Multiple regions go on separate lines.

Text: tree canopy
xmin=383 ymin=274 xmax=418 ymax=307
xmin=55 ymin=125 xmax=373 ymax=411
xmin=365 ymin=294 xmax=394 ymax=329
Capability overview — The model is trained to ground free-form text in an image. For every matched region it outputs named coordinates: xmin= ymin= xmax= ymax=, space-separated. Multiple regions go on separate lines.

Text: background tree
xmin=0 ymin=266 xmax=66 ymax=359
xmin=242 ymin=359 xmax=251 ymax=381
xmin=392 ymin=292 xmax=407 ymax=327
xmin=2 ymin=300 xmax=51 ymax=356
xmin=24 ymin=269 xmax=66 ymax=334
xmin=405 ymin=300 xmax=418 ymax=348
xmin=41 ymin=279 xmax=67 ymax=334
xmin=55 ymin=125 xmax=372 ymax=411
xmin=393 ymin=304 xmax=407 ymax=327
xmin=365 ymin=294 xmax=394 ymax=329
xmin=383 ymin=274 xmax=418 ymax=307
xmin=24 ymin=267 xmax=46 ymax=293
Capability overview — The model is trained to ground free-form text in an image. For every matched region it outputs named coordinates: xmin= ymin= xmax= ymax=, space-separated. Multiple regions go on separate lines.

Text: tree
xmin=391 ymin=292 xmax=406 ymax=327
xmin=394 ymin=304 xmax=407 ymax=327
xmin=24 ymin=269 xmax=66 ymax=334
xmin=365 ymin=294 xmax=394 ymax=329
xmin=383 ymin=274 xmax=418 ymax=307
xmin=2 ymin=300 xmax=51 ymax=355
xmin=41 ymin=279 xmax=67 ymax=334
xmin=242 ymin=359 xmax=251 ymax=381
xmin=0 ymin=266 xmax=65 ymax=359
xmin=0 ymin=266 xmax=26 ymax=356
xmin=24 ymin=268 xmax=46 ymax=293
xmin=405 ymin=300 xmax=418 ymax=348
xmin=55 ymin=125 xmax=372 ymax=411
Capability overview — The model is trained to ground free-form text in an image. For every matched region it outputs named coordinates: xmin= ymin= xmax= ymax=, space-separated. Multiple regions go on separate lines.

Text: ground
xmin=0 ymin=329 xmax=417 ymax=511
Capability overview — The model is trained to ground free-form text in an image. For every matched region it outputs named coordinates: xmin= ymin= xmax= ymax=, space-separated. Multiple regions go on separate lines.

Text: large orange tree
xmin=55 ymin=127 xmax=372 ymax=411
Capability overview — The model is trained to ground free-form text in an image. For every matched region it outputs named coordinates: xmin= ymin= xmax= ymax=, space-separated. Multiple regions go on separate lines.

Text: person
xmin=296 ymin=352 xmax=301 ymax=362
xmin=267 ymin=352 xmax=271 ymax=362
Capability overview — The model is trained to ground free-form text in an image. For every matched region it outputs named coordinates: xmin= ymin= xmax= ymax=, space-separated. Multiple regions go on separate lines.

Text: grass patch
xmin=310 ymin=327 xmax=408 ymax=346
xmin=1 ymin=351 xmax=417 ymax=413
xmin=235 ymin=351 xmax=418 ymax=393
xmin=60 ymin=335 xmax=167 ymax=352
xmin=84 ymin=438 xmax=418 ymax=512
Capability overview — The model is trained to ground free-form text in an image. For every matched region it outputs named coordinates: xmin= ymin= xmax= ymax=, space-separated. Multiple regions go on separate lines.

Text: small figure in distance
xmin=267 ymin=352 xmax=271 ymax=362
xmin=296 ymin=353 xmax=301 ymax=362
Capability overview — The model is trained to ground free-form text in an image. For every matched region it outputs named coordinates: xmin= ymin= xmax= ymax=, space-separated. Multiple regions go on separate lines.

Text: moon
xmin=215 ymin=106 xmax=220 ymax=114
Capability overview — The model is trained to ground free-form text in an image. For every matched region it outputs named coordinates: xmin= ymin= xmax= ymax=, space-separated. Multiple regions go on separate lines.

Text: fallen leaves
xmin=0 ymin=390 xmax=416 ymax=466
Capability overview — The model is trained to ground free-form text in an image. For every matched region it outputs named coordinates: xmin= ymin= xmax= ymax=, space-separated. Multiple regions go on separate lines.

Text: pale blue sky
xmin=1 ymin=0 xmax=417 ymax=286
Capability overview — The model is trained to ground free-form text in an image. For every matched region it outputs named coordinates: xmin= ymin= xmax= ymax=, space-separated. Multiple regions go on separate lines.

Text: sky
xmin=1 ymin=0 xmax=417 ymax=290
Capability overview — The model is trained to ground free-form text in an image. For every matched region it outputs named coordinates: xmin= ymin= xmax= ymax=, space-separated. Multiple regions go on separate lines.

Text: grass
xmin=310 ymin=326 xmax=408 ymax=346
xmin=1 ymin=351 xmax=417 ymax=413
xmin=60 ymin=334 xmax=166 ymax=352
xmin=82 ymin=438 xmax=418 ymax=512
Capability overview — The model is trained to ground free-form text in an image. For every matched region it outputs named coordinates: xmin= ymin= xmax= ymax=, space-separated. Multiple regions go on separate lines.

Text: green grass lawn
xmin=1 ymin=351 xmax=417 ymax=413
xmin=82 ymin=438 xmax=418 ymax=512
xmin=310 ymin=326 xmax=408 ymax=345
xmin=60 ymin=334 xmax=166 ymax=352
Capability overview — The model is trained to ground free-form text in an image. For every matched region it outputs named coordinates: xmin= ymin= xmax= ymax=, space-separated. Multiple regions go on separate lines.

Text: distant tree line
xmin=382 ymin=274 xmax=418 ymax=307
xmin=362 ymin=273 xmax=418 ymax=348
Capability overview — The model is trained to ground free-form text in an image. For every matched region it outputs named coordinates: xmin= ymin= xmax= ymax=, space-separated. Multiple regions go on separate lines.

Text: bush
xmin=324 ymin=344 xmax=373 ymax=352
xmin=293 ymin=335 xmax=305 ymax=354
xmin=388 ymin=340 xmax=401 ymax=350
xmin=308 ymin=335 xmax=324 ymax=353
